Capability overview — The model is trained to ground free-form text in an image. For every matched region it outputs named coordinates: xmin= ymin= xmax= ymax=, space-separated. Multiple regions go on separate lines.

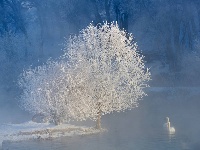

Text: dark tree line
xmin=0 ymin=0 xmax=26 ymax=35
xmin=1 ymin=0 xmax=200 ymax=94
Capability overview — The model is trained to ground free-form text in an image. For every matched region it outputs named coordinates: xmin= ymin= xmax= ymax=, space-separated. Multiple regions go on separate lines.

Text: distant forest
xmin=1 ymin=0 xmax=200 ymax=105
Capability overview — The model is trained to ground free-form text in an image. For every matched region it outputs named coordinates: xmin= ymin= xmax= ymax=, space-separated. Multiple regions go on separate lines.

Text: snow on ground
xmin=0 ymin=121 xmax=104 ymax=148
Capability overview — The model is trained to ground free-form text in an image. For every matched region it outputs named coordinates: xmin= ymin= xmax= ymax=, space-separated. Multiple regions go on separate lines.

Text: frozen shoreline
xmin=0 ymin=121 xmax=105 ymax=148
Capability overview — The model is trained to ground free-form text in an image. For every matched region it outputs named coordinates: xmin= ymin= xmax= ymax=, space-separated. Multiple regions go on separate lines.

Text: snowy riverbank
xmin=0 ymin=121 xmax=104 ymax=148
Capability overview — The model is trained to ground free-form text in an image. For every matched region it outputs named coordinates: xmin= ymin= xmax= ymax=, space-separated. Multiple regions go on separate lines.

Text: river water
xmin=2 ymin=88 xmax=200 ymax=150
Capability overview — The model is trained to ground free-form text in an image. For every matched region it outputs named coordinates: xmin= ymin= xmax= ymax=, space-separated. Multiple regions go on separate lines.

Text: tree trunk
xmin=96 ymin=111 xmax=101 ymax=129
xmin=54 ymin=119 xmax=61 ymax=125
xmin=105 ymin=0 xmax=111 ymax=22
xmin=90 ymin=0 xmax=102 ymax=25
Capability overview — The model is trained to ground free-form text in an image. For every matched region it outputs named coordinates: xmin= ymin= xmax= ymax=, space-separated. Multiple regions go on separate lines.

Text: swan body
xmin=163 ymin=117 xmax=175 ymax=134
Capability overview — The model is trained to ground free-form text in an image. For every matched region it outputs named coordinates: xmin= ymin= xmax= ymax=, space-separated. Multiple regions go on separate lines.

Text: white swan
xmin=163 ymin=117 xmax=175 ymax=134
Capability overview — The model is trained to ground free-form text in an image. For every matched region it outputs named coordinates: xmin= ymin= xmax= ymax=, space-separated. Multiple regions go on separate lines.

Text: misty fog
xmin=1 ymin=0 xmax=200 ymax=149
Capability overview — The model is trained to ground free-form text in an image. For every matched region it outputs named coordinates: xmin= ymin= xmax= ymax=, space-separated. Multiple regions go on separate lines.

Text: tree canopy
xmin=64 ymin=22 xmax=150 ymax=127
xmin=19 ymin=22 xmax=150 ymax=127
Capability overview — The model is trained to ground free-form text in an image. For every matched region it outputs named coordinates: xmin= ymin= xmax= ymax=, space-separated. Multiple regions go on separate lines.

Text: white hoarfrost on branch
xmin=63 ymin=22 xmax=151 ymax=129
xmin=19 ymin=22 xmax=150 ymax=129
xmin=18 ymin=60 xmax=70 ymax=125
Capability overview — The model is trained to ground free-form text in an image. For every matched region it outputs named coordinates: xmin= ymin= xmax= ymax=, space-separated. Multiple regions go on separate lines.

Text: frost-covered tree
xmin=64 ymin=22 xmax=151 ymax=129
xmin=18 ymin=60 xmax=70 ymax=125
xmin=19 ymin=22 xmax=150 ymax=128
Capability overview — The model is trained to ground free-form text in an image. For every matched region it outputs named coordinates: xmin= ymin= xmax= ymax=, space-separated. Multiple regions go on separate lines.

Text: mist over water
xmin=2 ymin=88 xmax=200 ymax=150
xmin=1 ymin=0 xmax=200 ymax=149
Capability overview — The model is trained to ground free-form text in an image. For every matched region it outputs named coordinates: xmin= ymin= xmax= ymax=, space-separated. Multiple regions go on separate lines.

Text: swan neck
xmin=167 ymin=122 xmax=170 ymax=129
